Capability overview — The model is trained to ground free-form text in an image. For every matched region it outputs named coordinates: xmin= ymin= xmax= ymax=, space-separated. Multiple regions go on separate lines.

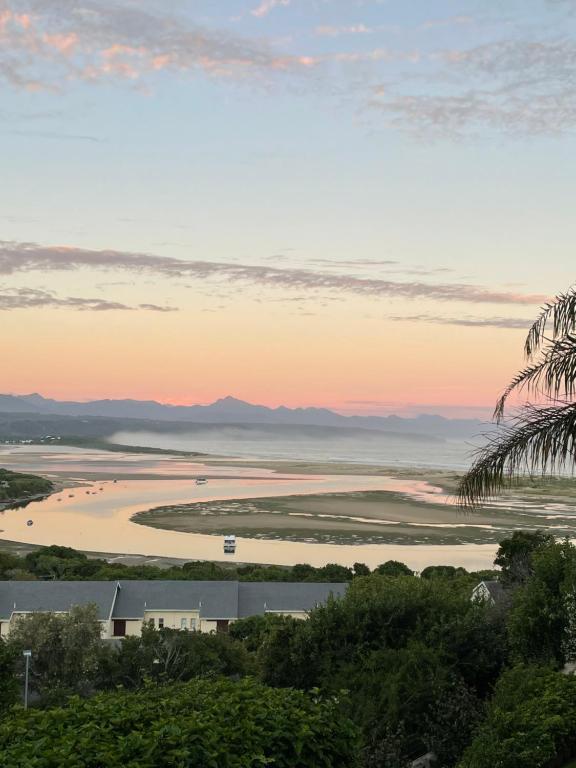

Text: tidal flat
xmin=133 ymin=470 xmax=576 ymax=546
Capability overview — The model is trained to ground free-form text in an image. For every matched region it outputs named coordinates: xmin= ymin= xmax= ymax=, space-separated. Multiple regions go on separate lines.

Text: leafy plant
xmin=458 ymin=666 xmax=576 ymax=768
xmin=0 ymin=678 xmax=359 ymax=767
xmin=459 ymin=287 xmax=576 ymax=506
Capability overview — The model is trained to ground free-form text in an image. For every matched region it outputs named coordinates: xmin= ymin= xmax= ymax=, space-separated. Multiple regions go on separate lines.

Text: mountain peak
xmin=212 ymin=396 xmax=252 ymax=407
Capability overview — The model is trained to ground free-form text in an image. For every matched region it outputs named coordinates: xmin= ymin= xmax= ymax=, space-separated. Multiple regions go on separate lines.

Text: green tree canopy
xmin=459 ymin=666 xmax=576 ymax=768
xmin=7 ymin=604 xmax=103 ymax=704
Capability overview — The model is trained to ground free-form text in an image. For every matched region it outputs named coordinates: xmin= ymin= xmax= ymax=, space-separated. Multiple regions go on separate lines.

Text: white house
xmin=0 ymin=580 xmax=348 ymax=638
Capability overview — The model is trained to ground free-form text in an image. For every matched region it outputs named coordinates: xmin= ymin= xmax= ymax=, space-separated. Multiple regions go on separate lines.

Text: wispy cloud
xmin=315 ymin=24 xmax=373 ymax=38
xmin=419 ymin=15 xmax=476 ymax=31
xmin=3 ymin=129 xmax=102 ymax=142
xmin=0 ymin=240 xmax=547 ymax=306
xmin=371 ymin=38 xmax=576 ymax=137
xmin=0 ymin=1 xmax=314 ymax=92
xmin=138 ymin=303 xmax=178 ymax=313
xmin=391 ymin=314 xmax=532 ymax=329
xmin=251 ymin=0 xmax=291 ymax=19
xmin=0 ymin=285 xmax=177 ymax=312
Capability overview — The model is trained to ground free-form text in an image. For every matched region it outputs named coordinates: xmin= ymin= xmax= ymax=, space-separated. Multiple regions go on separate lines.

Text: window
xmin=190 ymin=618 xmax=197 ymax=631
xmin=158 ymin=617 xmax=164 ymax=629
xmin=180 ymin=617 xmax=187 ymax=630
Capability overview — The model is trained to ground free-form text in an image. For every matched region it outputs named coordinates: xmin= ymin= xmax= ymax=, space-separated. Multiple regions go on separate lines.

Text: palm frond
xmin=495 ymin=333 xmax=576 ymax=421
xmin=525 ymin=287 xmax=576 ymax=358
xmin=458 ymin=402 xmax=576 ymax=508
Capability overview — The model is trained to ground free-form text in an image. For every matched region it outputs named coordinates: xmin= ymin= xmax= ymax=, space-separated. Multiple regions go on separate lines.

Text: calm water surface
xmin=0 ymin=446 xmax=497 ymax=570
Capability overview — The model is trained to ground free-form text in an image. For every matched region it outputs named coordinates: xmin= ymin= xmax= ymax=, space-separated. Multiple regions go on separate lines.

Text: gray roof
xmin=238 ymin=582 xmax=348 ymax=618
xmin=112 ymin=580 xmax=239 ymax=620
xmin=0 ymin=580 xmax=349 ymax=622
xmin=0 ymin=581 xmax=117 ymax=620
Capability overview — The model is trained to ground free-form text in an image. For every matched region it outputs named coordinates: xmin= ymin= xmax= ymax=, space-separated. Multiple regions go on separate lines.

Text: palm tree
xmin=458 ymin=286 xmax=576 ymax=507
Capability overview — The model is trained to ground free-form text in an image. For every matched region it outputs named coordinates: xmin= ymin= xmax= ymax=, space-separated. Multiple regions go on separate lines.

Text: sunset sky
xmin=1 ymin=0 xmax=575 ymax=418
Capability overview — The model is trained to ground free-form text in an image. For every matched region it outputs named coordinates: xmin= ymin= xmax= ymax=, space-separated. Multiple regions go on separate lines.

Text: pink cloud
xmin=251 ymin=0 xmax=291 ymax=19
xmin=0 ymin=0 xmax=317 ymax=90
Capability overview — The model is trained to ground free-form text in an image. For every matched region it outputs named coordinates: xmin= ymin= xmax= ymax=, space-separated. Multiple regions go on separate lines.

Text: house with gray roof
xmin=471 ymin=580 xmax=505 ymax=606
xmin=0 ymin=580 xmax=348 ymax=639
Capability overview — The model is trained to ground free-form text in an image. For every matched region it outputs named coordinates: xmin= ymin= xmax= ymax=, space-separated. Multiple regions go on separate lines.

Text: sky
xmin=1 ymin=0 xmax=575 ymax=418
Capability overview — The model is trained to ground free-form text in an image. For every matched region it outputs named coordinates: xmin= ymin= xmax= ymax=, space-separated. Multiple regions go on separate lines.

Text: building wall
xmin=143 ymin=609 xmax=201 ymax=632
xmin=1 ymin=606 xmax=319 ymax=638
xmin=265 ymin=610 xmax=308 ymax=620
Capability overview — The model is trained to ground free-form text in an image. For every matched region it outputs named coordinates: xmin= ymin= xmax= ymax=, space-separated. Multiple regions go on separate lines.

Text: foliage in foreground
xmin=259 ymin=573 xmax=507 ymax=766
xmin=458 ymin=666 xmax=576 ymax=768
xmin=0 ymin=678 xmax=359 ymax=768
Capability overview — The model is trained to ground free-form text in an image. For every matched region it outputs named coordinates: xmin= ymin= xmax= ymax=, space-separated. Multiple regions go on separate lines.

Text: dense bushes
xmin=96 ymin=624 xmax=254 ymax=690
xmin=7 ymin=604 xmax=104 ymax=705
xmin=459 ymin=666 xmax=576 ymax=768
xmin=0 ymin=678 xmax=359 ymax=768
xmin=258 ymin=573 xmax=507 ymax=766
xmin=3 ymin=531 xmax=576 ymax=767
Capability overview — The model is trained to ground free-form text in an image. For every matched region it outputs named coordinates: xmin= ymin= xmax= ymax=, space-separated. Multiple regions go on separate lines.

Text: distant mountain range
xmin=0 ymin=393 xmax=488 ymax=440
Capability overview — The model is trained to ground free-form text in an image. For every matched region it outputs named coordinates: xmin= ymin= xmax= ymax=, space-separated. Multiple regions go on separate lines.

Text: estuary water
xmin=0 ymin=445 xmax=497 ymax=571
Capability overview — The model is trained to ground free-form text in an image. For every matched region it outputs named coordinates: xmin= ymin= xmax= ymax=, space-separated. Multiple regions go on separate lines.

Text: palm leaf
xmin=495 ymin=333 xmax=576 ymax=421
xmin=525 ymin=287 xmax=576 ymax=358
xmin=458 ymin=402 xmax=576 ymax=507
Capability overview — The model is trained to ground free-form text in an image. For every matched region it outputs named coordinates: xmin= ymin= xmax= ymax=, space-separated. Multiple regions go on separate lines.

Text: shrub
xmin=458 ymin=666 xmax=576 ymax=768
xmin=0 ymin=677 xmax=359 ymax=767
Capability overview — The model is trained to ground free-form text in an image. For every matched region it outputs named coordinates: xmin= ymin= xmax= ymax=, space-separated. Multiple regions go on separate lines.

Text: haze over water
xmin=113 ymin=430 xmax=476 ymax=470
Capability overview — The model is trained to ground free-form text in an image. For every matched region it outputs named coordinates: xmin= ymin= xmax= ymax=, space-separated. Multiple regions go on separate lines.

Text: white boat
xmin=223 ymin=534 xmax=236 ymax=555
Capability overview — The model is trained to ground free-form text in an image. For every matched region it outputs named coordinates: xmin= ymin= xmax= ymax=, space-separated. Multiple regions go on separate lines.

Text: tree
xmin=6 ymin=604 xmax=103 ymax=704
xmin=0 ymin=552 xmax=21 ymax=579
xmin=506 ymin=539 xmax=576 ymax=665
xmin=494 ymin=530 xmax=554 ymax=586
xmin=24 ymin=545 xmax=103 ymax=580
xmin=459 ymin=665 xmax=576 ymax=768
xmin=375 ymin=561 xmax=413 ymax=577
xmin=96 ymin=624 xmax=253 ymax=690
xmin=228 ymin=613 xmax=292 ymax=653
xmin=259 ymin=574 xmax=506 ymax=767
xmin=458 ymin=287 xmax=576 ymax=506
xmin=0 ymin=642 xmax=18 ymax=713
xmin=421 ymin=565 xmax=467 ymax=580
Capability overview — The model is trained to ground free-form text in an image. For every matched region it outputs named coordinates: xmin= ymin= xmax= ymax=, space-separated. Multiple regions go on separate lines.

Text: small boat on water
xmin=223 ymin=535 xmax=236 ymax=555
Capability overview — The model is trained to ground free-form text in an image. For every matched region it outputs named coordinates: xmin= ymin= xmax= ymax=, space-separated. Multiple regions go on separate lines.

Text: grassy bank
xmin=0 ymin=468 xmax=53 ymax=504
xmin=132 ymin=483 xmax=576 ymax=546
